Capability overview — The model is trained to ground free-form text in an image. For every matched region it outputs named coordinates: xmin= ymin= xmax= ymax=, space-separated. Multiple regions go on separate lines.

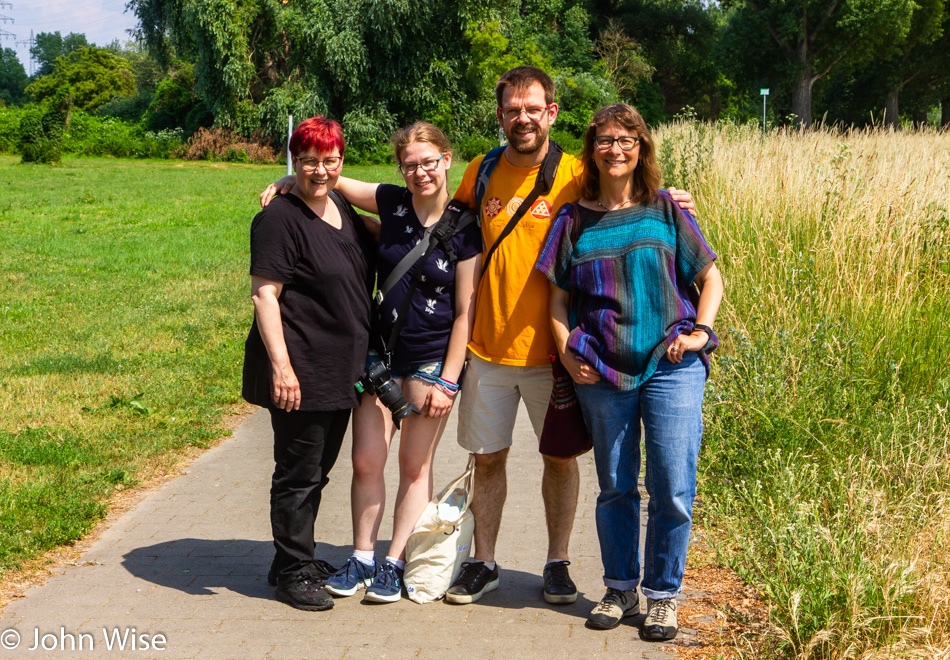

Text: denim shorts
xmin=364 ymin=349 xmax=442 ymax=385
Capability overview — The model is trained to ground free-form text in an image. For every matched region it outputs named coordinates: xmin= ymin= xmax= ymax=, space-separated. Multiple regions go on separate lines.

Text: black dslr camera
xmin=355 ymin=362 xmax=420 ymax=429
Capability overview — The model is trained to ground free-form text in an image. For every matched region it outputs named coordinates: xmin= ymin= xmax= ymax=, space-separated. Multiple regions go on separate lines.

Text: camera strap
xmin=480 ymin=141 xmax=563 ymax=277
xmin=374 ymin=200 xmax=477 ymax=366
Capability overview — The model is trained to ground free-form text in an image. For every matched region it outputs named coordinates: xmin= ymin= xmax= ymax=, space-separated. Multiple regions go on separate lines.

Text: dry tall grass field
xmin=657 ymin=123 xmax=950 ymax=658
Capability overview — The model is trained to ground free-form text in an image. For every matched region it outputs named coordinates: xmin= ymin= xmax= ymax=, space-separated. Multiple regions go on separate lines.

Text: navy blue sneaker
xmin=364 ymin=561 xmax=404 ymax=603
xmin=324 ymin=556 xmax=376 ymax=597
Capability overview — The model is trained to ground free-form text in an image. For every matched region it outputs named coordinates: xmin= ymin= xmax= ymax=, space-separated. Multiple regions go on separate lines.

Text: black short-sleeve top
xmin=242 ymin=191 xmax=375 ymax=411
xmin=373 ymin=184 xmax=483 ymax=367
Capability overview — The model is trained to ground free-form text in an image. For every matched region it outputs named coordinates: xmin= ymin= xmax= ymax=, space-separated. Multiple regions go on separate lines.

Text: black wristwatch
xmin=692 ymin=323 xmax=713 ymax=338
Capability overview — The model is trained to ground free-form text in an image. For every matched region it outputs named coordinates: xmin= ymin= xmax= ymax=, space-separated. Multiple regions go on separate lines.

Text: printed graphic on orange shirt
xmin=530 ymin=199 xmax=553 ymax=219
xmin=505 ymin=196 xmax=524 ymax=217
xmin=484 ymin=196 xmax=503 ymax=219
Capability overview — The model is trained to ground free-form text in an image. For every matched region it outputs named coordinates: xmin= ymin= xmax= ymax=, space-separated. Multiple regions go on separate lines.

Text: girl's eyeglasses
xmin=399 ymin=154 xmax=445 ymax=175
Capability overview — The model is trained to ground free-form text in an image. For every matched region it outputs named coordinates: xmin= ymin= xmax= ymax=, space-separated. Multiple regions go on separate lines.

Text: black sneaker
xmin=267 ymin=559 xmax=336 ymax=587
xmin=444 ymin=561 xmax=500 ymax=604
xmin=275 ymin=572 xmax=333 ymax=611
xmin=587 ymin=587 xmax=640 ymax=629
xmin=542 ymin=560 xmax=578 ymax=604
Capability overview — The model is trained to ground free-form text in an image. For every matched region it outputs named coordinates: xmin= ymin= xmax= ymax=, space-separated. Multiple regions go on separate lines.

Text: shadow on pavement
xmin=121 ymin=539 xmax=353 ymax=599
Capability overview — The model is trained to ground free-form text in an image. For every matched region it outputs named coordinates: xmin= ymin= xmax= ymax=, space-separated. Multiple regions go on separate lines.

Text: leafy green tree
xmin=128 ymin=0 xmax=502 ymax=144
xmin=19 ymin=88 xmax=71 ymax=163
xmin=97 ymin=41 xmax=170 ymax=122
xmin=0 ymin=48 xmax=29 ymax=106
xmin=592 ymin=0 xmax=726 ymax=121
xmin=721 ymin=0 xmax=917 ymax=127
xmin=594 ymin=18 xmax=654 ymax=102
xmin=145 ymin=60 xmax=212 ymax=134
xmin=878 ymin=0 xmax=946 ymax=128
xmin=26 ymin=47 xmax=136 ymax=113
xmin=30 ymin=32 xmax=90 ymax=78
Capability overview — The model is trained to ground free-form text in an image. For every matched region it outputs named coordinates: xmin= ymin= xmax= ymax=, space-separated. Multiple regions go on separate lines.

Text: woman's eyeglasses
xmin=594 ymin=136 xmax=641 ymax=151
xmin=297 ymin=156 xmax=342 ymax=173
xmin=399 ymin=154 xmax=445 ymax=176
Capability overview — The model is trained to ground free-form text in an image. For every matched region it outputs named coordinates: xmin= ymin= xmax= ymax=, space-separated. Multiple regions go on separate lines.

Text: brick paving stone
xmin=0 ymin=406 xmax=694 ymax=658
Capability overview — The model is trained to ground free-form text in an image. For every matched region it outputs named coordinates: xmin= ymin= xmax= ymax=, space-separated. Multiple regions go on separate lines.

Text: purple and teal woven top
xmin=536 ymin=190 xmax=718 ymax=390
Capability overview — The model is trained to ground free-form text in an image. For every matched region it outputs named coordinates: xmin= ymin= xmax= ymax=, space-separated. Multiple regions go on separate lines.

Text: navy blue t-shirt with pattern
xmin=373 ymin=184 xmax=482 ymax=368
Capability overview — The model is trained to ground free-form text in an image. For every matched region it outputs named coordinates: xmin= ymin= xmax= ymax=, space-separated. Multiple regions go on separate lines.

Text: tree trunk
xmin=943 ymin=97 xmax=950 ymax=129
xmin=791 ymin=65 xmax=814 ymax=128
xmin=885 ymin=89 xmax=900 ymax=130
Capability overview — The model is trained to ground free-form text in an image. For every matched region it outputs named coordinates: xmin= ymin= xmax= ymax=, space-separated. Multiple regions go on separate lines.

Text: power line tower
xmin=0 ymin=1 xmax=14 ymax=51
xmin=16 ymin=30 xmax=34 ymax=76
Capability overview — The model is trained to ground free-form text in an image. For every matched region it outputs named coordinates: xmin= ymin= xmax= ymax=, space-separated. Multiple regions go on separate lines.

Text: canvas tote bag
xmin=404 ymin=454 xmax=476 ymax=603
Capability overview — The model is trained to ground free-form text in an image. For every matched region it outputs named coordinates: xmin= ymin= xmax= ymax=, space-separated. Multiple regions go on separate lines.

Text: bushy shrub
xmin=452 ymin=131 xmax=499 ymax=161
xmin=549 ymin=128 xmax=583 ymax=156
xmin=176 ymin=127 xmax=276 ymax=164
xmin=144 ymin=61 xmax=212 ymax=135
xmin=65 ymin=110 xmax=184 ymax=158
xmin=19 ymin=92 xmax=70 ymax=164
xmin=0 ymin=104 xmax=19 ymax=153
xmin=342 ymin=105 xmax=397 ymax=165
xmin=553 ymin=70 xmax=618 ymax=138
xmin=97 ymin=91 xmax=153 ymax=124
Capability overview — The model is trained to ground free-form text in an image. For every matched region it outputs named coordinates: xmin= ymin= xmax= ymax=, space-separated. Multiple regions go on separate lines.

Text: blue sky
xmin=1 ymin=0 xmax=138 ymax=75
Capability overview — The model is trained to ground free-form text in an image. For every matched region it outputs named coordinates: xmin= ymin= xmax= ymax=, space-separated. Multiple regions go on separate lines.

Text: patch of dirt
xmin=0 ymin=403 xmax=256 ymax=612
xmin=665 ymin=530 xmax=770 ymax=659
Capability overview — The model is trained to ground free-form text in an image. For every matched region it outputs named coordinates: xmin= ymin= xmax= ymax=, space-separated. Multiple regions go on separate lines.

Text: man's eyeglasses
xmin=297 ymin=156 xmax=342 ymax=172
xmin=594 ymin=136 xmax=641 ymax=151
xmin=399 ymin=154 xmax=445 ymax=176
xmin=501 ymin=105 xmax=551 ymax=122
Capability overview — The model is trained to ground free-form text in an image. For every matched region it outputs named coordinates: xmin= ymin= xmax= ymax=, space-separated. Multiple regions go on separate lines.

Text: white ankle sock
xmin=352 ymin=550 xmax=375 ymax=566
xmin=385 ymin=556 xmax=405 ymax=570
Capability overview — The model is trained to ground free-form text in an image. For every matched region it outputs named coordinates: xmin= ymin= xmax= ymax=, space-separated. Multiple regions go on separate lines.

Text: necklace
xmin=596 ymin=197 xmax=634 ymax=211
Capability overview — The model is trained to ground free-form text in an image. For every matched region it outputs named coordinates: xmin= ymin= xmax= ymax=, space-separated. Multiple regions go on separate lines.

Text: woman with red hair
xmin=242 ymin=116 xmax=376 ymax=612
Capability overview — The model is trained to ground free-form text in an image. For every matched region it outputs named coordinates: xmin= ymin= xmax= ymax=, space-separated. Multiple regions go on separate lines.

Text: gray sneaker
xmin=642 ymin=597 xmax=678 ymax=640
xmin=587 ymin=587 xmax=640 ymax=630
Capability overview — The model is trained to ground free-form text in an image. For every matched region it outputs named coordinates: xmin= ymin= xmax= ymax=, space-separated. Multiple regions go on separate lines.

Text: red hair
xmin=289 ymin=116 xmax=345 ymax=157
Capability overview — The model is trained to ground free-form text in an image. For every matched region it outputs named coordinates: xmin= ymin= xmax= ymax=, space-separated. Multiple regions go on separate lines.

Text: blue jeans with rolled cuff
xmin=575 ymin=351 xmax=706 ymax=599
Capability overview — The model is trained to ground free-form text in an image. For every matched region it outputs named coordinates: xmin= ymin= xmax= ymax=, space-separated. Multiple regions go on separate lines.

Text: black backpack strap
xmin=376 ymin=199 xmax=477 ymax=362
xmin=481 ymin=141 xmax=563 ymax=276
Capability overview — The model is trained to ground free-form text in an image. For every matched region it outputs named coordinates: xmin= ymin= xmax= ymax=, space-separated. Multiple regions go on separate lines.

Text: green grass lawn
xmin=0 ymin=154 xmax=449 ymax=575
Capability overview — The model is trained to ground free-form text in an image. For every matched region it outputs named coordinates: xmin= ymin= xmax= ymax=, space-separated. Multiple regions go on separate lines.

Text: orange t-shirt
xmin=455 ymin=150 xmax=584 ymax=366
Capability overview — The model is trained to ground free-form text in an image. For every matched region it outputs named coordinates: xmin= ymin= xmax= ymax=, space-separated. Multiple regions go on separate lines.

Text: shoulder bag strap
xmin=480 ymin=142 xmax=563 ymax=277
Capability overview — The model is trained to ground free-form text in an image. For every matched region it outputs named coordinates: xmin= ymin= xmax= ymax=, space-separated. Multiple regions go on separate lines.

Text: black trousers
xmin=268 ymin=407 xmax=349 ymax=580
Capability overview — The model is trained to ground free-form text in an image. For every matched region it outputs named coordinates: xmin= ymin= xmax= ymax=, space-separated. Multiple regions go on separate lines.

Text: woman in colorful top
xmin=536 ymin=104 xmax=723 ymax=640
xmin=312 ymin=122 xmax=483 ymax=603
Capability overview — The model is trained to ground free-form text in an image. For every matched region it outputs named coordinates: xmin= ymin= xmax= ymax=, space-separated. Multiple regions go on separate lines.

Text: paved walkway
xmin=0 ymin=406 xmax=691 ymax=659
